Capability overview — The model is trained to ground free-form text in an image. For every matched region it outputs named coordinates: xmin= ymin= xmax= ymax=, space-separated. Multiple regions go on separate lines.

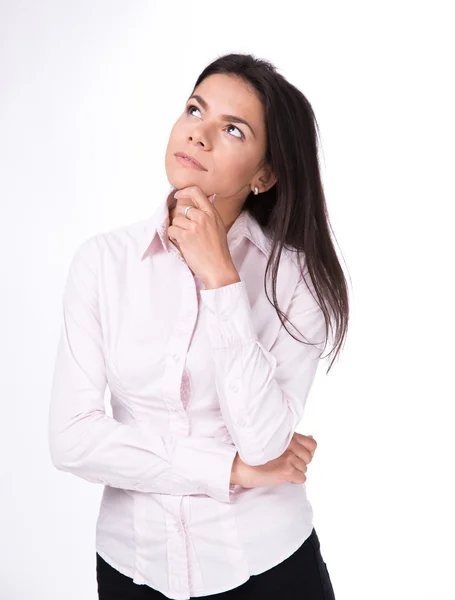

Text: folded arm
xmin=199 ymin=270 xmax=327 ymax=467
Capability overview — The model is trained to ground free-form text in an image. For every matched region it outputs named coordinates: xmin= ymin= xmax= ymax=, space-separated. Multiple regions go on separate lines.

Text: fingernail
xmin=210 ymin=193 xmax=216 ymax=204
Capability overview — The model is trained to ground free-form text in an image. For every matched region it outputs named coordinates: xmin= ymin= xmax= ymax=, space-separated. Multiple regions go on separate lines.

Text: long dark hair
xmin=191 ymin=53 xmax=350 ymax=374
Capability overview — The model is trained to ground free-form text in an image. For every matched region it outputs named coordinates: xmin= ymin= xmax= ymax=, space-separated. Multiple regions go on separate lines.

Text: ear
xmin=257 ymin=164 xmax=277 ymax=193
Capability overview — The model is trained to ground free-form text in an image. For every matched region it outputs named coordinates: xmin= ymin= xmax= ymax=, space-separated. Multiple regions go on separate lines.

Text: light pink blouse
xmin=48 ymin=191 xmax=326 ymax=599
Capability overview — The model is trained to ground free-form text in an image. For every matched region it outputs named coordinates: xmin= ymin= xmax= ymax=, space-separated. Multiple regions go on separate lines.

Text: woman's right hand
xmin=231 ymin=433 xmax=317 ymax=489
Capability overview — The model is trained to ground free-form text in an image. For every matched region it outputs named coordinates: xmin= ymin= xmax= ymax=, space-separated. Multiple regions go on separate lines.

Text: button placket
xmin=229 ymin=376 xmax=241 ymax=393
xmin=162 ymin=269 xmax=200 ymax=413
xmin=163 ymin=495 xmax=190 ymax=598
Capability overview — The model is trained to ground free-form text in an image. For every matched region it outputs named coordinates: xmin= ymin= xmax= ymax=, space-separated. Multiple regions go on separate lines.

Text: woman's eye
xmin=187 ymin=105 xmax=201 ymax=117
xmin=226 ymin=124 xmax=243 ymax=139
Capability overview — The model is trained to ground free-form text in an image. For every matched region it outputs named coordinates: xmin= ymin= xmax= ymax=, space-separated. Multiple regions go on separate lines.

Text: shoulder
xmin=72 ymin=216 xmax=153 ymax=265
xmin=97 ymin=216 xmax=152 ymax=253
xmin=259 ymin=229 xmax=308 ymax=293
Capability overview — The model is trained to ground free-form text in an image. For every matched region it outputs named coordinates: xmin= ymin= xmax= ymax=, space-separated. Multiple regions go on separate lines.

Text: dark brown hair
xmin=191 ymin=53 xmax=350 ymax=373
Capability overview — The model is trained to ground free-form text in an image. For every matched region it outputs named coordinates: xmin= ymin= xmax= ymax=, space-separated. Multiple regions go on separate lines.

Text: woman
xmin=49 ymin=52 xmax=348 ymax=599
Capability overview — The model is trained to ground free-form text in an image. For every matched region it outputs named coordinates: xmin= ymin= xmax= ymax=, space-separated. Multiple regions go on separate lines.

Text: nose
xmin=188 ymin=123 xmax=211 ymax=149
xmin=188 ymin=133 xmax=207 ymax=148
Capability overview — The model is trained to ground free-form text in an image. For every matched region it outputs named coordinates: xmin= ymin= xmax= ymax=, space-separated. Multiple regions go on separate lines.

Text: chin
xmin=166 ymin=166 xmax=209 ymax=195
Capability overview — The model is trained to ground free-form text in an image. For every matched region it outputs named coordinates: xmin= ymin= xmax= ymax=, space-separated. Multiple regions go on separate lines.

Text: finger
xmin=172 ymin=199 xmax=198 ymax=219
xmin=174 ymin=186 xmax=215 ymax=213
xmin=292 ymin=447 xmax=313 ymax=466
xmin=290 ymin=454 xmax=308 ymax=475
xmin=292 ymin=433 xmax=317 ymax=456
xmin=289 ymin=438 xmax=313 ymax=464
xmin=295 ymin=432 xmax=317 ymax=452
xmin=172 ymin=214 xmax=198 ymax=229
xmin=307 ymin=435 xmax=316 ymax=456
xmin=289 ymin=465 xmax=307 ymax=484
xmin=167 ymin=225 xmax=184 ymax=245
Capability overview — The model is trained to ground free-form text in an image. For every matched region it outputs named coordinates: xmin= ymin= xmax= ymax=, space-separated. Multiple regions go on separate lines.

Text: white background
xmin=1 ymin=1 xmax=454 ymax=598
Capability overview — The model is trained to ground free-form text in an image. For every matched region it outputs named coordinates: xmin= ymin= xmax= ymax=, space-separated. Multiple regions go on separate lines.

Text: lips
xmin=174 ymin=152 xmax=207 ymax=171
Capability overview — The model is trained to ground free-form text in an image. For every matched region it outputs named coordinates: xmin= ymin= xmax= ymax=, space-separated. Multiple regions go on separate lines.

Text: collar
xmin=139 ymin=191 xmax=272 ymax=261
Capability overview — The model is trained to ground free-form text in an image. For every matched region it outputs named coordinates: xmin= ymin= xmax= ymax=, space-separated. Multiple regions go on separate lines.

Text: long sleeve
xmin=199 ymin=274 xmax=326 ymax=467
xmin=48 ymin=236 xmax=237 ymax=504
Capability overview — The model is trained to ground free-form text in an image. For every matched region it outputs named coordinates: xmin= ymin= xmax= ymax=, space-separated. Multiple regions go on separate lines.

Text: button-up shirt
xmin=48 ymin=191 xmax=327 ymax=600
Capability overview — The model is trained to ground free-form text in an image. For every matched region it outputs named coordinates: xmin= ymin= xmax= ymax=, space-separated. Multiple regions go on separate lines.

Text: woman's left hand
xmin=168 ymin=185 xmax=240 ymax=289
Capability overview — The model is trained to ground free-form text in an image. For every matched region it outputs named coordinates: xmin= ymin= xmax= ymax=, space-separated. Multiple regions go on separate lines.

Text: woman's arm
xmin=199 ymin=272 xmax=326 ymax=467
xmin=48 ymin=236 xmax=238 ymax=504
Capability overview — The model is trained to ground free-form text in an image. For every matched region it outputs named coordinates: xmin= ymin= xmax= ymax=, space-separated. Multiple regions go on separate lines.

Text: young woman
xmin=49 ymin=52 xmax=348 ymax=599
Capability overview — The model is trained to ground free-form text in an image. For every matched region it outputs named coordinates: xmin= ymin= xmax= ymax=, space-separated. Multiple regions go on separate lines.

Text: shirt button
xmin=237 ymin=418 xmax=246 ymax=427
xmin=230 ymin=383 xmax=239 ymax=392
xmin=172 ymin=354 xmax=180 ymax=363
xmin=221 ymin=314 xmax=229 ymax=321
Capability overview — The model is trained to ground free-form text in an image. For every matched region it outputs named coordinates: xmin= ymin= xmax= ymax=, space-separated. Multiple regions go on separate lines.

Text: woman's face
xmin=165 ymin=73 xmax=275 ymax=203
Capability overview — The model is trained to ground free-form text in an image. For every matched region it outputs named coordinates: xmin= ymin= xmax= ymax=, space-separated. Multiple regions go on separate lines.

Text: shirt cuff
xmin=199 ymin=280 xmax=258 ymax=349
xmin=172 ymin=437 xmax=238 ymax=504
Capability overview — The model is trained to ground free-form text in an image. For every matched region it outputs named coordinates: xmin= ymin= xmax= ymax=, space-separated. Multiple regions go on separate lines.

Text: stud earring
xmin=254 ymin=186 xmax=259 ymax=195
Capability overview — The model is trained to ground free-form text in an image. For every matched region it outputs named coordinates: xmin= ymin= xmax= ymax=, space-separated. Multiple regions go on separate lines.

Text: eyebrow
xmin=187 ymin=94 xmax=256 ymax=138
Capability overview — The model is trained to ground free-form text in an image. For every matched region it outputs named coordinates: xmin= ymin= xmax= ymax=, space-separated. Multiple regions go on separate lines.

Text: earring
xmin=254 ymin=186 xmax=259 ymax=195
